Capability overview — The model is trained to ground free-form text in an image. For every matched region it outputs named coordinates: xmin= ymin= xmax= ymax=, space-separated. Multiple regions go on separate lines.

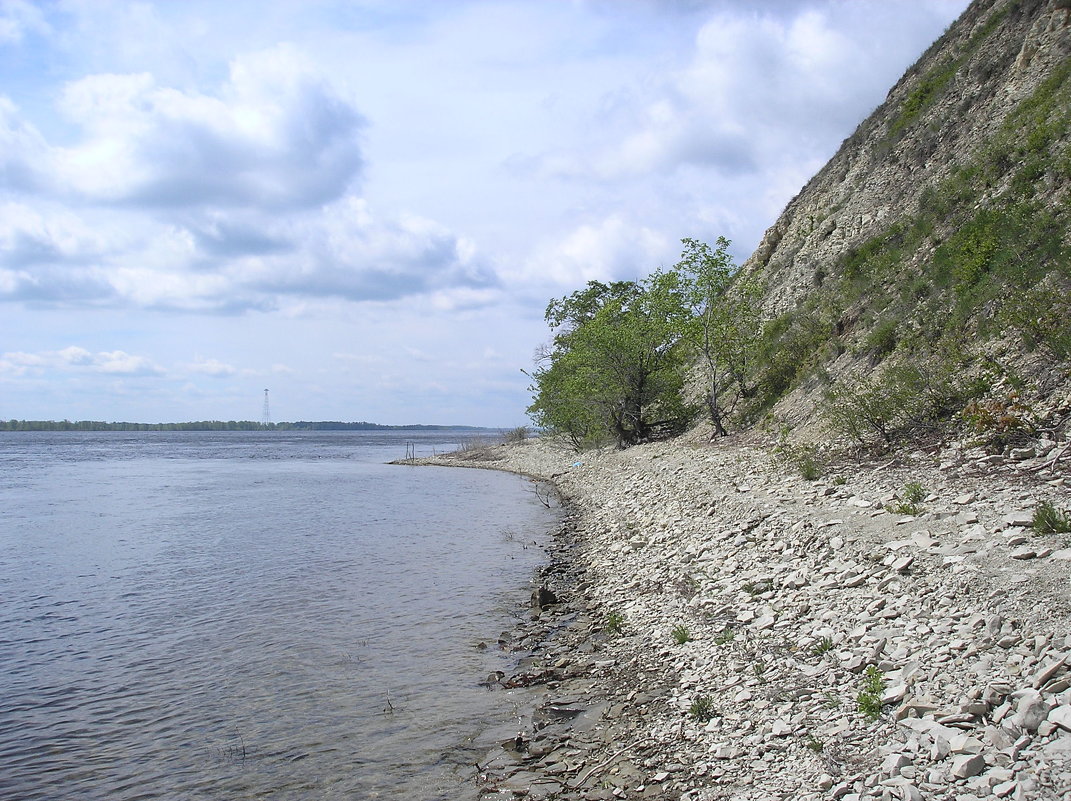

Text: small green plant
xmin=862 ymin=318 xmax=898 ymax=361
xmin=856 ymin=666 xmax=886 ymax=722
xmin=804 ymin=735 xmax=824 ymax=753
xmin=903 ymin=481 xmax=926 ymax=504
xmin=812 ymin=636 xmax=835 ymax=656
xmin=774 ymin=429 xmax=824 ymax=480
xmin=713 ymin=626 xmax=735 ymax=646
xmin=886 ymin=481 xmax=927 ymax=516
xmin=1033 ymin=500 xmax=1071 ymax=535
xmin=689 ymin=695 xmax=716 ymax=722
xmin=886 ymin=499 xmax=923 ymax=516
xmin=823 ymin=691 xmax=841 ymax=709
xmin=753 ymin=661 xmax=767 ymax=681
xmin=606 ymin=612 xmax=625 ymax=635
xmin=797 ymin=456 xmax=822 ymax=481
xmin=832 ymin=475 xmax=847 ymax=486
xmin=606 ymin=612 xmax=625 ymax=634
xmin=671 ymin=623 xmax=692 ymax=645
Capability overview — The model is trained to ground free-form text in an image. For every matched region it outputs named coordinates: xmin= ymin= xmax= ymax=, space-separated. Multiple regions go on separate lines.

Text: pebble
xmin=423 ymin=434 xmax=1071 ymax=800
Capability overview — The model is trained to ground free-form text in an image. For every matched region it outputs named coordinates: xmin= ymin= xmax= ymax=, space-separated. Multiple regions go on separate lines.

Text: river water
xmin=0 ymin=430 xmax=559 ymax=800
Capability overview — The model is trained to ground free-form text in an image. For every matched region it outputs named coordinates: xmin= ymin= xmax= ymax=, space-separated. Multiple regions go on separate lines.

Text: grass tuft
xmin=1033 ymin=500 xmax=1071 ymax=535
xmin=812 ymin=636 xmax=835 ymax=656
xmin=689 ymin=695 xmax=716 ymax=722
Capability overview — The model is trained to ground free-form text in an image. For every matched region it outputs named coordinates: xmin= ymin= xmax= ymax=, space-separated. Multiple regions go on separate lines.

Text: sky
xmin=0 ymin=0 xmax=970 ymax=426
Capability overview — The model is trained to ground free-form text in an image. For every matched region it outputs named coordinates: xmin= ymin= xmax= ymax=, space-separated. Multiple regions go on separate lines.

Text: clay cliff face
xmin=737 ymin=0 xmax=1071 ymax=430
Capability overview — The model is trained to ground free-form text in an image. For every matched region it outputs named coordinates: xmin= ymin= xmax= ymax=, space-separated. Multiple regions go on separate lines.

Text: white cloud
xmin=520 ymin=215 xmax=670 ymax=287
xmin=532 ymin=3 xmax=960 ymax=185
xmin=0 ymin=192 xmax=496 ymax=310
xmin=0 ymin=346 xmax=164 ymax=376
xmin=0 ymin=201 xmax=110 ymax=267
xmin=0 ymin=0 xmax=49 ymax=44
xmin=95 ymin=349 xmax=164 ymax=375
xmin=184 ymin=357 xmax=237 ymax=377
xmin=0 ymin=97 xmax=52 ymax=193
xmin=256 ymin=197 xmax=496 ymax=302
xmin=34 ymin=44 xmax=366 ymax=210
xmin=332 ymin=352 xmax=385 ymax=366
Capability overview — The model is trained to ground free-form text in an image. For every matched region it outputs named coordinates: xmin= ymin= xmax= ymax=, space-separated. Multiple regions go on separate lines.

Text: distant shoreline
xmin=0 ymin=420 xmax=500 ymax=432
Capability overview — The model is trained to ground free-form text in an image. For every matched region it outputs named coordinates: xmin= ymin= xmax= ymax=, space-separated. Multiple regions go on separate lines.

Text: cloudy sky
xmin=0 ymin=0 xmax=969 ymax=426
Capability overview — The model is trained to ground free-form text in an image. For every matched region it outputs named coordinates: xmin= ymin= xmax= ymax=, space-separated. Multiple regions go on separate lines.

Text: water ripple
xmin=0 ymin=431 xmax=558 ymax=800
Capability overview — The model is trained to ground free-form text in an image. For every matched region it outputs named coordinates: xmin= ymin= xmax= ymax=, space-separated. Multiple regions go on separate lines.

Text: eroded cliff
xmin=740 ymin=0 xmax=1071 ymax=435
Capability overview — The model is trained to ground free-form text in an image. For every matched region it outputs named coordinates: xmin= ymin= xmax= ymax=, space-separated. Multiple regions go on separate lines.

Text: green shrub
xmin=903 ymin=482 xmax=926 ymax=505
xmin=822 ymin=368 xmax=919 ymax=447
xmin=999 ymin=284 xmax=1071 ymax=359
xmin=857 ymin=666 xmax=886 ymax=722
xmin=797 ymin=458 xmax=821 ymax=481
xmin=689 ymin=695 xmax=716 ymax=722
xmin=824 ymin=355 xmax=980 ymax=448
xmin=887 ymin=481 xmax=927 ymax=516
xmin=888 ymin=58 xmax=958 ymax=139
xmin=750 ymin=309 xmax=834 ymax=417
xmin=862 ymin=319 xmax=898 ymax=361
xmin=961 ymin=390 xmax=1036 ymax=451
xmin=1033 ymin=500 xmax=1071 ymax=535
xmin=671 ymin=624 xmax=691 ymax=645
xmin=606 ymin=611 xmax=625 ymax=635
xmin=774 ymin=432 xmax=824 ymax=480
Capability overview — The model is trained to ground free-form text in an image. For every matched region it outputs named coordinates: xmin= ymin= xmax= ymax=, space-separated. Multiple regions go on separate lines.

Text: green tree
xmin=672 ymin=237 xmax=761 ymax=437
xmin=527 ymin=277 xmax=695 ymax=449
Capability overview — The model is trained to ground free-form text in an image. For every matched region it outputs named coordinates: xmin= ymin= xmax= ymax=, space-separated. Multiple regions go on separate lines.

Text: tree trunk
xmin=707 ymin=386 xmax=728 ymax=439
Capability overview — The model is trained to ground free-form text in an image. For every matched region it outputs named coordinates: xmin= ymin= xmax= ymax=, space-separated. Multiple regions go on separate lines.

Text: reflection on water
xmin=0 ymin=431 xmax=558 ymax=800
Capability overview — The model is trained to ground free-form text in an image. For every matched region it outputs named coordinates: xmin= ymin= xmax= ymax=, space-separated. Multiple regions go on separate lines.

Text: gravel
xmin=414 ymin=432 xmax=1071 ymax=800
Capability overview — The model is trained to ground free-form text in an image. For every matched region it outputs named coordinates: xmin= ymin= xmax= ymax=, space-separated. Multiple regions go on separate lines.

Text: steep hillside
xmin=740 ymin=0 xmax=1071 ymax=442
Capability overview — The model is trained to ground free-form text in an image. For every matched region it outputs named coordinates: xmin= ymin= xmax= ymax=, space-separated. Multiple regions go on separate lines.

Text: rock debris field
xmin=420 ymin=434 xmax=1071 ymax=801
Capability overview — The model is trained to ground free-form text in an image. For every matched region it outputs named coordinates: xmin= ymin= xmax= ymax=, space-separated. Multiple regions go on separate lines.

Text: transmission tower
xmin=262 ymin=389 xmax=271 ymax=426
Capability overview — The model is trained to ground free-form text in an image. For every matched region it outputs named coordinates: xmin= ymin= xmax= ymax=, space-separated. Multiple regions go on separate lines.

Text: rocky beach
xmin=421 ymin=432 xmax=1071 ymax=801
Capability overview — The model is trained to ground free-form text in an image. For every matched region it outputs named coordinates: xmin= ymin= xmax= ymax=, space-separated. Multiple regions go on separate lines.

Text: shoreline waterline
xmin=414 ymin=434 xmax=1071 ymax=800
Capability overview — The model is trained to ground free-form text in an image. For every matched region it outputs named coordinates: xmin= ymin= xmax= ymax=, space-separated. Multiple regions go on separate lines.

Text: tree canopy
xmin=527 ymin=238 xmax=761 ymax=449
xmin=527 ymin=275 xmax=696 ymax=449
xmin=673 ymin=237 xmax=761 ymax=438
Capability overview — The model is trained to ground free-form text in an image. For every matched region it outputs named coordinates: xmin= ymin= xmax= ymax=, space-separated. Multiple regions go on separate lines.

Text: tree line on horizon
xmin=0 ymin=420 xmax=490 ymax=432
